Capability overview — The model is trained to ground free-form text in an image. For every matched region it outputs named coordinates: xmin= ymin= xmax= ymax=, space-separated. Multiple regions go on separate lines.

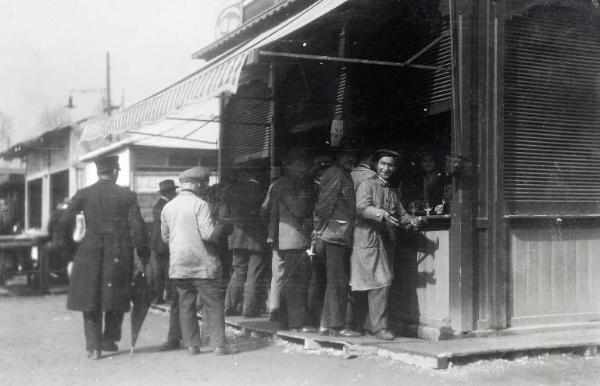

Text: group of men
xmin=65 ymin=143 xmax=426 ymax=360
xmin=260 ymin=146 xmax=424 ymax=340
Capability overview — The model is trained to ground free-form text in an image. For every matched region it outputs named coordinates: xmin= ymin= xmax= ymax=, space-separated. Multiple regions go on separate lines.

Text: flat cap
xmin=374 ymin=149 xmax=401 ymax=161
xmin=179 ymin=166 xmax=211 ymax=182
xmin=95 ymin=155 xmax=120 ymax=172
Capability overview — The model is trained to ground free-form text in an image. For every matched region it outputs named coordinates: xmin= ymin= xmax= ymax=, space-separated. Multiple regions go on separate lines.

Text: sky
xmin=0 ymin=0 xmax=224 ymax=144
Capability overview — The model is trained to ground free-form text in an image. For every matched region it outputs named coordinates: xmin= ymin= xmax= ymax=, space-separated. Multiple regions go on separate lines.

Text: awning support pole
xmin=403 ymin=29 xmax=450 ymax=65
xmin=259 ymin=50 xmax=451 ymax=72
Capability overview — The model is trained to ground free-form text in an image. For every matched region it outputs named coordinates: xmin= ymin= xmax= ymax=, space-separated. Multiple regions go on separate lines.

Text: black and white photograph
xmin=1 ymin=1 xmax=600 ymax=385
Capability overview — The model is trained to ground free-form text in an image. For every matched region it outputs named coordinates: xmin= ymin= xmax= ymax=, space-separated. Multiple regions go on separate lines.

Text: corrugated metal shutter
xmin=504 ymin=7 xmax=600 ymax=214
xmin=280 ymin=62 xmax=338 ymax=131
xmin=223 ymin=80 xmax=271 ymax=164
xmin=355 ymin=21 xmax=452 ymax=122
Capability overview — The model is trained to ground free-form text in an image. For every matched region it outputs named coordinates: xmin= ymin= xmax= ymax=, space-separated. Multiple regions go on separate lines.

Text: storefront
xmin=80 ymin=0 xmax=600 ymax=338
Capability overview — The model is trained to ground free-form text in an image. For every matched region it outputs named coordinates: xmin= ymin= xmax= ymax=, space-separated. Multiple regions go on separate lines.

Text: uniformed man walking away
xmin=161 ymin=166 xmax=232 ymax=356
xmin=65 ymin=155 xmax=150 ymax=360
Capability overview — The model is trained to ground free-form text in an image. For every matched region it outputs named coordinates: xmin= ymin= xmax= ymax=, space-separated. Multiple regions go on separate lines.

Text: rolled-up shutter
xmin=223 ymin=80 xmax=271 ymax=164
xmin=504 ymin=6 xmax=600 ymax=214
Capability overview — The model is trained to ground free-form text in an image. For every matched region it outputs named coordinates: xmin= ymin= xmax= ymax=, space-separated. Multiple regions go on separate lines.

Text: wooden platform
xmin=150 ymin=304 xmax=600 ymax=369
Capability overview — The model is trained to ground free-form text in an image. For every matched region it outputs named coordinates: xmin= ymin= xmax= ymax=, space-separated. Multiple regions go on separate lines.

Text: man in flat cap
xmin=161 ymin=166 xmax=231 ymax=355
xmin=64 ymin=155 xmax=150 ymax=360
xmin=348 ymin=149 xmax=423 ymax=340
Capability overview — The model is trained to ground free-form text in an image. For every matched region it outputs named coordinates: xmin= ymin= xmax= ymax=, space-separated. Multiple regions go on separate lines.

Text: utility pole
xmin=106 ymin=52 xmax=112 ymax=116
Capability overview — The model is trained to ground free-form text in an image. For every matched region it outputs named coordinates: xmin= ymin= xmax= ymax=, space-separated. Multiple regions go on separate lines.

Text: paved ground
xmin=1 ymin=291 xmax=600 ymax=385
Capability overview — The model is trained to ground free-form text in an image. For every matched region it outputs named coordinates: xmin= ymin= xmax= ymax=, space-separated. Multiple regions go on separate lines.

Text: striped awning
xmin=80 ymin=0 xmax=349 ymax=141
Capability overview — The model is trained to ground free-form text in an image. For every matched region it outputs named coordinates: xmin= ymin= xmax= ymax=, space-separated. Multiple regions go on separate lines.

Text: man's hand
xmin=383 ymin=212 xmax=400 ymax=227
xmin=434 ymin=204 xmax=444 ymax=214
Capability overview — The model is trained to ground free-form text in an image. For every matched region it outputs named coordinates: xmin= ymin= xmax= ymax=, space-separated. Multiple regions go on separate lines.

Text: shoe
xmin=186 ymin=346 xmax=200 ymax=356
xmin=268 ymin=311 xmax=279 ymax=321
xmin=292 ymin=326 xmax=317 ymax=333
xmin=87 ymin=350 xmax=101 ymax=360
xmin=159 ymin=340 xmax=181 ymax=351
xmin=214 ymin=346 xmax=231 ymax=355
xmin=318 ymin=327 xmax=329 ymax=336
xmin=374 ymin=329 xmax=394 ymax=340
xmin=225 ymin=309 xmax=240 ymax=317
xmin=101 ymin=341 xmax=118 ymax=352
xmin=328 ymin=328 xmax=340 ymax=337
xmin=154 ymin=297 xmax=165 ymax=305
xmin=340 ymin=329 xmax=363 ymax=338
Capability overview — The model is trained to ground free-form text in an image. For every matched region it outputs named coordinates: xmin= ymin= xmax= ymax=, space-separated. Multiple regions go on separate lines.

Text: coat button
xmin=107 ymin=283 xmax=112 ymax=287
xmin=114 ymin=257 xmax=119 ymax=263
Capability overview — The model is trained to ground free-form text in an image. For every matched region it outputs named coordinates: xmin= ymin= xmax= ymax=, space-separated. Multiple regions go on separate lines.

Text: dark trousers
xmin=166 ymin=289 xmax=182 ymax=342
xmin=281 ymin=249 xmax=312 ymax=329
xmin=317 ymin=241 xmax=350 ymax=328
xmin=175 ymin=279 xmax=225 ymax=349
xmin=152 ymin=253 xmax=172 ymax=301
xmin=346 ymin=286 xmax=390 ymax=333
xmin=225 ymin=249 xmax=265 ymax=316
xmin=82 ymin=311 xmax=124 ymax=351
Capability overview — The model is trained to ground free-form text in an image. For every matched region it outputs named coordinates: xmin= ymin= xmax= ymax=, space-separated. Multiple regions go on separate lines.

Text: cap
xmin=158 ymin=179 xmax=178 ymax=194
xmin=179 ymin=166 xmax=211 ymax=183
xmin=95 ymin=155 xmax=120 ymax=173
xmin=374 ymin=149 xmax=402 ymax=162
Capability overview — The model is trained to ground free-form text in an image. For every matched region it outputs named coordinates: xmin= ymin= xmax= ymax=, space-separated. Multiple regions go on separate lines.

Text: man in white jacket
xmin=161 ymin=166 xmax=231 ymax=355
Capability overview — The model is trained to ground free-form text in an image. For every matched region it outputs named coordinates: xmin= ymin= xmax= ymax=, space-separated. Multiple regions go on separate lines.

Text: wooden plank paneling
xmin=509 ymin=225 xmax=600 ymax=326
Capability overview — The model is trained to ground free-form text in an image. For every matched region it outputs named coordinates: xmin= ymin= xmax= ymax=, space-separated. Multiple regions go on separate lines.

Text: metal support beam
xmin=259 ymin=50 xmax=451 ymax=73
xmin=164 ymin=117 xmax=267 ymax=127
xmin=124 ymin=130 xmax=217 ymax=145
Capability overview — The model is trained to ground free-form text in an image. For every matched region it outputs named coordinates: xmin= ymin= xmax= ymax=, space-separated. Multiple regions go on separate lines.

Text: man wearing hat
xmin=161 ymin=166 xmax=231 ymax=355
xmin=348 ymin=149 xmax=423 ymax=340
xmin=64 ymin=155 xmax=150 ymax=360
xmin=152 ymin=179 xmax=178 ymax=304
xmin=313 ymin=142 xmax=357 ymax=337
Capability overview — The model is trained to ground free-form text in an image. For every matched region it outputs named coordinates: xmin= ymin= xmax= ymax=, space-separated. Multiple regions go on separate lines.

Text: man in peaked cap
xmin=161 ymin=166 xmax=232 ymax=355
xmin=64 ymin=154 xmax=150 ymax=360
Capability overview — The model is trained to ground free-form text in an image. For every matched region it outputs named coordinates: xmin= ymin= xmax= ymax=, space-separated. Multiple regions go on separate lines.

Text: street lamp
xmin=66 ymin=52 xmax=119 ymax=116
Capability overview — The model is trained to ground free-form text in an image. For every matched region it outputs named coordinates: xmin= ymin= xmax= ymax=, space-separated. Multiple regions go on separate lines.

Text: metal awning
xmin=80 ymin=0 xmax=349 ymax=142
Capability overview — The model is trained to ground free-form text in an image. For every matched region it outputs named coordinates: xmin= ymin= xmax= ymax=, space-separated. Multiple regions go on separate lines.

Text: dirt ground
xmin=1 ymin=293 xmax=599 ymax=386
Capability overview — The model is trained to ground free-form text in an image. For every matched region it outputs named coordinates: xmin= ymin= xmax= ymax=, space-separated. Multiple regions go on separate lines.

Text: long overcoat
xmin=65 ymin=179 xmax=150 ymax=312
xmin=350 ymin=176 xmax=412 ymax=291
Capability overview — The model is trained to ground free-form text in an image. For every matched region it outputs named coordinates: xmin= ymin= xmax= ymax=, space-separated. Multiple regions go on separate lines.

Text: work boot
xmin=159 ymin=340 xmax=181 ymax=351
xmin=374 ymin=329 xmax=394 ymax=340
xmin=186 ymin=346 xmax=200 ymax=356
xmin=340 ymin=329 xmax=363 ymax=338
xmin=86 ymin=350 xmax=101 ymax=360
xmin=101 ymin=341 xmax=118 ymax=352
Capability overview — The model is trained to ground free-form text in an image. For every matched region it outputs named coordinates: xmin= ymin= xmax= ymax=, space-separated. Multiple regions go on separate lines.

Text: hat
xmin=158 ymin=179 xmax=178 ymax=194
xmin=179 ymin=166 xmax=211 ymax=183
xmin=374 ymin=149 xmax=401 ymax=162
xmin=95 ymin=155 xmax=120 ymax=172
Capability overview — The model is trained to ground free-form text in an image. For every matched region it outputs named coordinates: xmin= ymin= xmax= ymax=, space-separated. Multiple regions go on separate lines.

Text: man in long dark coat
xmin=64 ymin=155 xmax=150 ymax=360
